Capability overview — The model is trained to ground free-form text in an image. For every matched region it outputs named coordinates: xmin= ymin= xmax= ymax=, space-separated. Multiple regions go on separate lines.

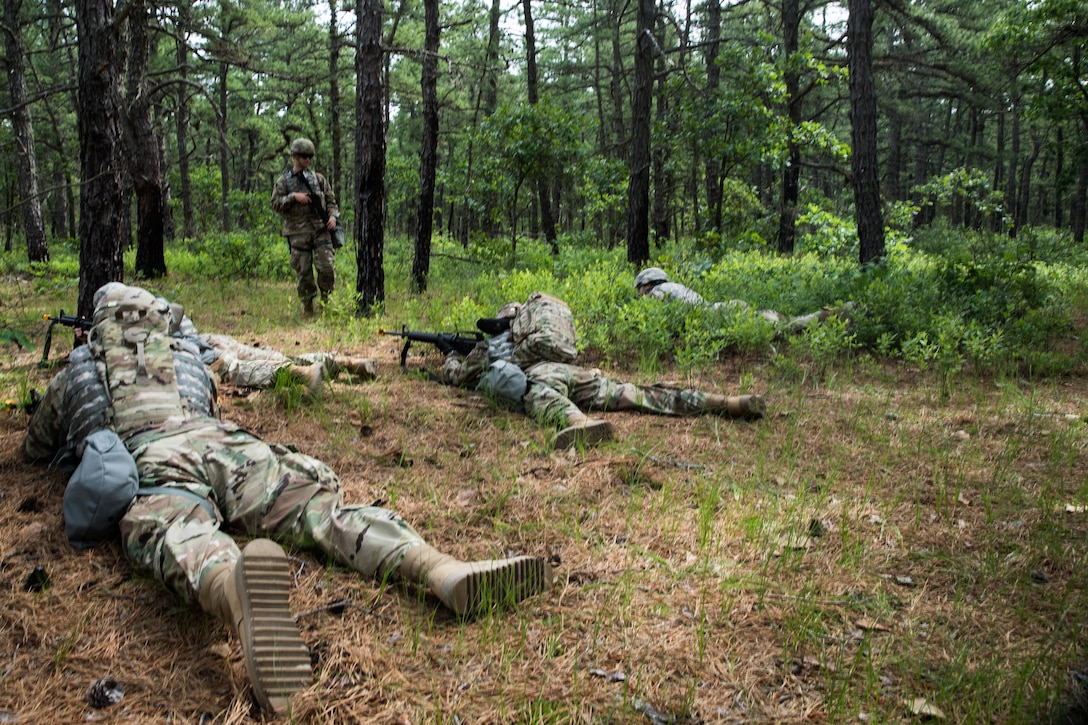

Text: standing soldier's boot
xmin=397 ymin=544 xmax=552 ymax=617
xmin=331 ymin=355 xmax=377 ymax=381
xmin=551 ymin=411 xmax=613 ymax=450
xmin=301 ymin=297 xmax=315 ymax=319
xmin=705 ymin=394 xmax=766 ymax=420
xmin=198 ymin=539 xmax=312 ymax=713
xmin=289 ymin=361 xmax=324 ymax=398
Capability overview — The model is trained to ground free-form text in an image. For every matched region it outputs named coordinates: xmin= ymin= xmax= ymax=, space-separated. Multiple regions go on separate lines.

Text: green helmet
xmin=290 ymin=138 xmax=316 ymax=156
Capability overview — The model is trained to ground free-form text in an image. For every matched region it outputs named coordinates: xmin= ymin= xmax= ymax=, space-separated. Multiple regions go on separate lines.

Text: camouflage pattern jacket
xmin=271 ymin=168 xmax=338 ymax=247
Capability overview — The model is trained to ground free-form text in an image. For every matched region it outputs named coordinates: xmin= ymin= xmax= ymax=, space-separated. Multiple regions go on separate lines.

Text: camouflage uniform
xmin=636 ymin=266 xmax=852 ymax=330
xmin=272 ymin=165 xmax=338 ymax=309
xmin=437 ymin=322 xmax=729 ymax=431
xmin=196 ymin=333 xmax=374 ymax=388
xmin=521 ymin=362 xmax=720 ymax=428
xmin=25 ymin=295 xmax=419 ymax=609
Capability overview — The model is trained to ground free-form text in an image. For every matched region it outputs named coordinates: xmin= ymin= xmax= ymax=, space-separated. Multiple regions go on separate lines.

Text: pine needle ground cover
xmin=2 ymin=271 xmax=1087 ymax=723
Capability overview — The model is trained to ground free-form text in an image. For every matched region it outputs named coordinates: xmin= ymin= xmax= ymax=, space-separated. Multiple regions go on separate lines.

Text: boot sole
xmin=236 ymin=539 xmax=313 ymax=713
xmin=551 ymin=420 xmax=613 ymax=450
xmin=441 ymin=556 xmax=553 ymax=617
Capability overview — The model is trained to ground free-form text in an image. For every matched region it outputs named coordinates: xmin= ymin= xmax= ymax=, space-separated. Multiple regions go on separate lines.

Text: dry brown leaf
xmin=905 ymin=697 xmax=946 ymax=719
xmin=855 ymin=618 xmax=891 ymax=633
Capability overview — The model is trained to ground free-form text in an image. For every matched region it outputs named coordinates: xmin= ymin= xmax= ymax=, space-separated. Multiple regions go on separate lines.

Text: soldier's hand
xmin=326 ymin=218 xmax=337 ymax=231
xmin=292 ymin=192 xmax=310 ymax=204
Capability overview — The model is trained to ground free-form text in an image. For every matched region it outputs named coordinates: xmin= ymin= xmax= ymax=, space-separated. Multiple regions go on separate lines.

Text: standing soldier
xmin=272 ymin=138 xmax=339 ymax=318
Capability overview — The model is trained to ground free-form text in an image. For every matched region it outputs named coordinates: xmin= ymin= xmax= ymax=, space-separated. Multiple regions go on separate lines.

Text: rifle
xmin=292 ymin=170 xmax=344 ymax=248
xmin=41 ymin=311 xmax=92 ymax=365
xmin=378 ymin=326 xmax=484 ymax=368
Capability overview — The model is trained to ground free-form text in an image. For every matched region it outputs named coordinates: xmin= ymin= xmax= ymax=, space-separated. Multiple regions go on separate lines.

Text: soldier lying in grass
xmin=438 ymin=292 xmax=765 ymax=450
xmin=24 ymin=283 xmax=551 ymax=715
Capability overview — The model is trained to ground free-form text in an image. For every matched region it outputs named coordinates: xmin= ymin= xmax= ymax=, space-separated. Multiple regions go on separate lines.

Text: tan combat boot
xmin=289 ymin=361 xmax=324 ymax=398
xmin=332 ymin=355 xmax=377 ymax=381
xmin=550 ymin=411 xmax=613 ymax=450
xmin=705 ymin=394 xmax=766 ymax=420
xmin=198 ymin=539 xmax=312 ymax=714
xmin=398 ymin=544 xmax=552 ymax=617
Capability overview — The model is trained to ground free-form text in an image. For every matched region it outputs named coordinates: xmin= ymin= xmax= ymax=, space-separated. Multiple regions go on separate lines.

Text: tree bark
xmin=847 ymin=0 xmax=884 ymax=265
xmin=126 ymin=0 xmax=166 ymax=279
xmin=651 ymin=3 xmax=669 ymax=244
xmin=625 ymin=0 xmax=653 ymax=264
xmin=703 ymin=0 xmax=721 ymax=232
xmin=217 ymin=60 xmax=231 ymax=232
xmin=75 ymin=0 xmax=124 ymax=317
xmin=174 ymin=2 xmax=195 ymax=239
xmin=328 ymin=0 xmax=343 ymax=197
xmin=1073 ymin=157 xmax=1086 ymax=245
xmin=355 ymin=0 xmax=387 ymax=315
xmin=411 ymin=0 xmax=439 ymax=293
xmin=523 ymin=0 xmax=557 ymax=251
xmin=1006 ymin=99 xmax=1020 ymax=237
xmin=776 ymin=0 xmax=800 ymax=255
xmin=3 ymin=0 xmax=48 ymax=262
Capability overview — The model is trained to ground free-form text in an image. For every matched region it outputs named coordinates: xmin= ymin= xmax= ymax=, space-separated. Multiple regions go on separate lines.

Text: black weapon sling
xmin=291 ymin=168 xmax=328 ymax=227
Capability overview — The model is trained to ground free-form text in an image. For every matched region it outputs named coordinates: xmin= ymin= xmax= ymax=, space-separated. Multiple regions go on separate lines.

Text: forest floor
xmin=3 ymin=281 xmax=1088 ymax=723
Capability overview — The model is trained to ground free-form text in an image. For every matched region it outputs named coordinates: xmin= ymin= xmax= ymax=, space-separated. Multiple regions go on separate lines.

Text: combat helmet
xmin=634 ymin=267 xmax=669 ymax=289
xmin=91 ymin=283 xmax=167 ymax=328
xmin=290 ymin=138 xmax=316 ymax=156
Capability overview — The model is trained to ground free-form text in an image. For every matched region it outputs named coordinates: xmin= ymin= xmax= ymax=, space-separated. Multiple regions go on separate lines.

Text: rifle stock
xmin=41 ymin=311 xmax=92 ymax=366
xmin=378 ymin=326 xmax=483 ymax=367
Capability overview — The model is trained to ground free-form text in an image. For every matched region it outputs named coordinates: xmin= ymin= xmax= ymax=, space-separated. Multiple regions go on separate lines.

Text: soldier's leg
xmin=126 ymin=427 xmax=315 ymax=711
xmin=202 ymin=334 xmax=291 ymax=364
xmin=313 ymin=243 xmax=335 ymax=304
xmin=120 ymin=483 xmax=236 ymax=605
xmin=523 ymin=364 xmax=612 ymax=448
xmin=288 ymin=243 xmax=318 ymax=315
xmin=213 ymin=427 xmax=549 ymax=615
xmin=593 ymin=378 xmax=764 ymax=418
xmin=295 ymin=352 xmax=377 ymax=381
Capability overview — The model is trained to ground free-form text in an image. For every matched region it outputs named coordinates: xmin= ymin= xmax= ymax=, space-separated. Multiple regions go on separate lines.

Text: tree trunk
xmin=651 ymin=4 xmax=669 ymax=244
xmin=175 ymin=2 xmax=195 ymax=239
xmin=1054 ymin=126 xmax=1064 ymax=228
xmin=1016 ymin=130 xmax=1041 ymax=234
xmin=847 ymin=0 xmax=884 ymax=265
xmin=1073 ymin=157 xmax=1086 ymax=245
xmin=217 ymin=61 xmax=231 ymax=233
xmin=411 ymin=0 xmax=439 ymax=293
xmin=355 ymin=0 xmax=387 ymax=315
xmin=3 ymin=0 xmax=48 ymax=262
xmin=1006 ymin=99 xmax=1020 ymax=237
xmin=126 ymin=0 xmax=166 ymax=279
xmin=75 ymin=0 xmax=124 ymax=317
xmin=991 ymin=110 xmax=1005 ymax=232
xmin=609 ymin=0 xmax=627 ymax=154
xmin=523 ymin=0 xmax=557 ymax=252
xmin=776 ymin=0 xmax=800 ymax=255
xmin=625 ymin=0 xmax=653 ymax=264
xmin=703 ymin=0 xmax=721 ymax=232
xmin=328 ymin=0 xmax=343 ymax=197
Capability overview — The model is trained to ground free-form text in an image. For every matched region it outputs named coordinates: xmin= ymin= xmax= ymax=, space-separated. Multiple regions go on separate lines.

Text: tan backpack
xmin=510 ymin=292 xmax=577 ymax=366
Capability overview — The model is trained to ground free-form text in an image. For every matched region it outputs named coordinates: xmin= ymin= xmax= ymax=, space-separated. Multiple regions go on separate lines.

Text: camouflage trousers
xmin=288 ymin=237 xmax=336 ymax=304
xmin=120 ymin=417 xmax=422 ymax=607
xmin=204 ymin=334 xmax=347 ymax=388
xmin=523 ymin=362 xmax=715 ymax=428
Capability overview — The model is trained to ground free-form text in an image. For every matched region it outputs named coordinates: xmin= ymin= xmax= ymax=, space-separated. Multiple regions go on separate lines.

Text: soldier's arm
xmin=319 ymin=173 xmax=338 ymax=220
xmin=271 ymin=175 xmax=294 ymax=214
xmin=440 ymin=340 xmax=490 ymax=388
xmin=24 ymin=369 xmax=70 ymax=461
